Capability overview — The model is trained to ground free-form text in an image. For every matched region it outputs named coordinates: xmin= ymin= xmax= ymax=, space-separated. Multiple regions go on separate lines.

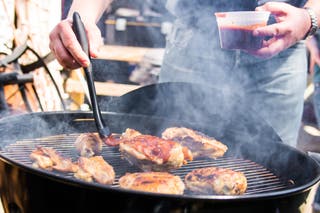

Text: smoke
xmin=99 ymin=1 xmax=254 ymax=134
xmin=96 ymin=1 xmax=305 ymax=158
xmin=97 ymin=0 xmax=298 ymax=166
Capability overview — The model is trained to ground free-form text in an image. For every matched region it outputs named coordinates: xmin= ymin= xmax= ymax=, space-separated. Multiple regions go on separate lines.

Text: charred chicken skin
xmin=119 ymin=172 xmax=185 ymax=195
xmin=30 ymin=146 xmax=78 ymax=172
xmin=162 ymin=127 xmax=228 ymax=159
xmin=74 ymin=156 xmax=115 ymax=185
xmin=119 ymin=128 xmax=193 ymax=171
xmin=121 ymin=128 xmax=142 ymax=139
xmin=184 ymin=167 xmax=247 ymax=195
xmin=104 ymin=128 xmax=142 ymax=146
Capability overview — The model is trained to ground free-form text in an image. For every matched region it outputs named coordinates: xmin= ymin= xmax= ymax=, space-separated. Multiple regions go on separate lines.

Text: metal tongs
xmin=72 ymin=12 xmax=111 ymax=139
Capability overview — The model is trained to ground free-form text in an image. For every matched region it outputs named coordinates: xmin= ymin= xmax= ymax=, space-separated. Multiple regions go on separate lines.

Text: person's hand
xmin=247 ymin=2 xmax=311 ymax=58
xmin=49 ymin=19 xmax=103 ymax=69
xmin=306 ymin=36 xmax=320 ymax=74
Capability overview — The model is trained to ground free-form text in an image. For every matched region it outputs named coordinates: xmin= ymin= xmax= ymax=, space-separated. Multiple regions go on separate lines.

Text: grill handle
xmin=72 ymin=12 xmax=111 ymax=138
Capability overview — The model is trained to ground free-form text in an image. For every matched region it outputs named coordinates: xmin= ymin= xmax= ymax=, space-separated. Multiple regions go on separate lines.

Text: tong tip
xmin=99 ymin=127 xmax=111 ymax=139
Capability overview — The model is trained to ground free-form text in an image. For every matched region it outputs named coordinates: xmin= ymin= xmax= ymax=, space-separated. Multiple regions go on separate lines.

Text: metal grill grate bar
xmin=0 ymin=133 xmax=294 ymax=195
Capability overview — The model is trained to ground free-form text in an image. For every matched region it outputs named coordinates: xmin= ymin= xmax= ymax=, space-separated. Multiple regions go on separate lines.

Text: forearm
xmin=304 ymin=0 xmax=320 ymax=26
xmin=67 ymin=0 xmax=113 ymax=23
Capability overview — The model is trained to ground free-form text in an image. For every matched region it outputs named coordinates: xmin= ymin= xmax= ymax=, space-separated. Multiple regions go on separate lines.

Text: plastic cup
xmin=215 ymin=11 xmax=270 ymax=50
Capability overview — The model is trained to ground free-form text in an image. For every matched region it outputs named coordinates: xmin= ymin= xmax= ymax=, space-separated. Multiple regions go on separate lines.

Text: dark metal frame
xmin=0 ymin=43 xmax=66 ymax=114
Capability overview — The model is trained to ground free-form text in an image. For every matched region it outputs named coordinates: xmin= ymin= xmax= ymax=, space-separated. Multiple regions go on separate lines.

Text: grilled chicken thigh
xmin=74 ymin=133 xmax=103 ymax=157
xmin=119 ymin=132 xmax=193 ymax=171
xmin=74 ymin=156 xmax=115 ymax=185
xmin=184 ymin=167 xmax=247 ymax=195
xmin=162 ymin=127 xmax=228 ymax=158
xmin=30 ymin=146 xmax=78 ymax=172
xmin=119 ymin=172 xmax=185 ymax=195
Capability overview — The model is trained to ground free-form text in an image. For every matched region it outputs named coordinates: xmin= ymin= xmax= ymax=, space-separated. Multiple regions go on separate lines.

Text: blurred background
xmin=0 ymin=0 xmax=173 ymax=114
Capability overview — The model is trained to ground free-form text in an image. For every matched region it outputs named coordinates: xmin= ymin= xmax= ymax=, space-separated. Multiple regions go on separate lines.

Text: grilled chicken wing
xmin=29 ymin=148 xmax=53 ymax=169
xmin=30 ymin=147 xmax=78 ymax=172
xmin=119 ymin=172 xmax=185 ymax=195
xmin=162 ymin=127 xmax=228 ymax=159
xmin=74 ymin=156 xmax=115 ymax=185
xmin=74 ymin=133 xmax=103 ymax=157
xmin=184 ymin=167 xmax=247 ymax=195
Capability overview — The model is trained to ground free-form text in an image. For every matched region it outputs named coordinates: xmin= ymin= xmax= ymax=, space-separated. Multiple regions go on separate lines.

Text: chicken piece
xmin=30 ymin=149 xmax=54 ymax=170
xmin=119 ymin=172 xmax=185 ymax=195
xmin=162 ymin=127 xmax=228 ymax=158
xmin=104 ymin=128 xmax=142 ymax=146
xmin=74 ymin=167 xmax=93 ymax=183
xmin=30 ymin=147 xmax=78 ymax=172
xmin=119 ymin=134 xmax=193 ymax=172
xmin=184 ymin=167 xmax=247 ymax=195
xmin=74 ymin=156 xmax=115 ymax=185
xmin=74 ymin=133 xmax=103 ymax=157
xmin=121 ymin=128 xmax=142 ymax=139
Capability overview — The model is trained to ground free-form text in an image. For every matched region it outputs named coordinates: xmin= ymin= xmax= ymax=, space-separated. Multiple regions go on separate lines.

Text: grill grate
xmin=0 ymin=133 xmax=294 ymax=195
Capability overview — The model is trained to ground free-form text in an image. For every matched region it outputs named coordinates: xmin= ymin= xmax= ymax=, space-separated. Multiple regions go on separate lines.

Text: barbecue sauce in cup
xmin=218 ymin=23 xmax=266 ymax=50
xmin=215 ymin=11 xmax=270 ymax=50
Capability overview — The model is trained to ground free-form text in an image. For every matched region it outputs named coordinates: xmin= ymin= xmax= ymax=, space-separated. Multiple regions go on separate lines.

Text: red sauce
xmin=104 ymin=134 xmax=121 ymax=146
xmin=219 ymin=23 xmax=266 ymax=50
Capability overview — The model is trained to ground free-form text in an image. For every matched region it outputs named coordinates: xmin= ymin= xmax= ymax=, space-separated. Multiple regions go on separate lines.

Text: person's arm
xmin=306 ymin=35 xmax=320 ymax=75
xmin=247 ymin=1 xmax=319 ymax=58
xmin=67 ymin=0 xmax=112 ymax=24
xmin=49 ymin=0 xmax=113 ymax=69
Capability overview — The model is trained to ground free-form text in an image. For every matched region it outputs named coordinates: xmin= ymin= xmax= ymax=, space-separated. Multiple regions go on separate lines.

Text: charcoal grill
xmin=0 ymin=82 xmax=319 ymax=213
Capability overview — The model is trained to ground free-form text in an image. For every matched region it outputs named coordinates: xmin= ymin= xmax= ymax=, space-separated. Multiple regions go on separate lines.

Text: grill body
xmin=0 ymin=166 xmax=317 ymax=213
xmin=0 ymin=111 xmax=319 ymax=213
